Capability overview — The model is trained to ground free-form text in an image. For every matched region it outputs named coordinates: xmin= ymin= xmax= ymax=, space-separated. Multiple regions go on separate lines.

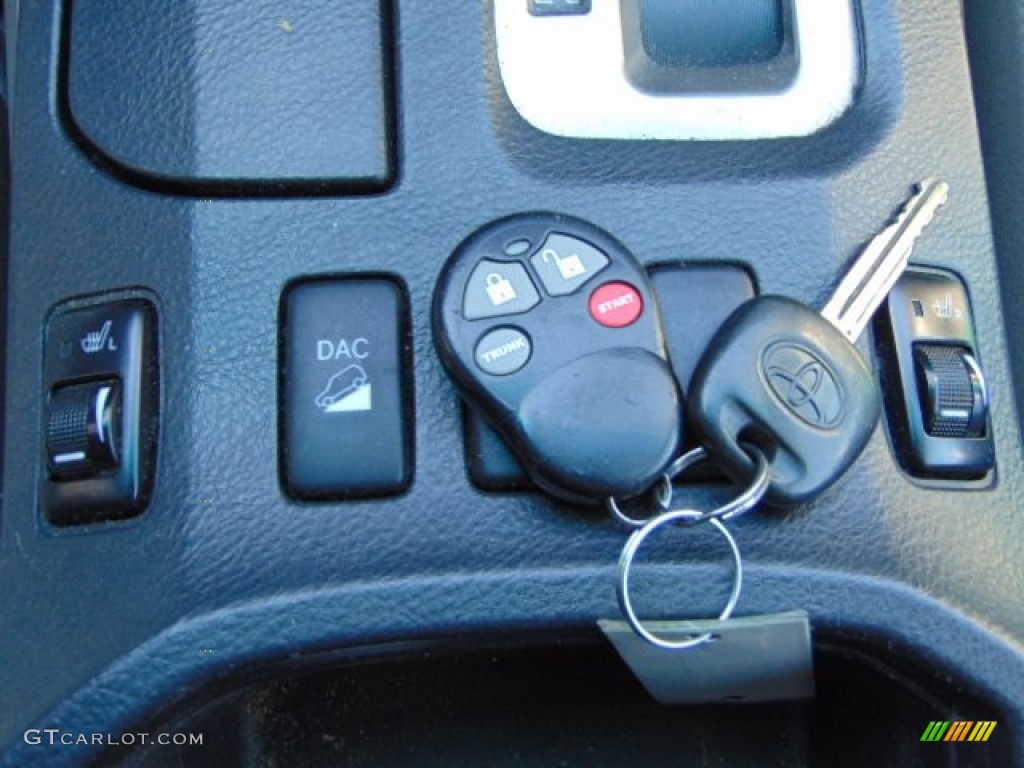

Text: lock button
xmin=462 ymin=259 xmax=541 ymax=320
xmin=530 ymin=233 xmax=610 ymax=297
xmin=486 ymin=273 xmax=519 ymax=306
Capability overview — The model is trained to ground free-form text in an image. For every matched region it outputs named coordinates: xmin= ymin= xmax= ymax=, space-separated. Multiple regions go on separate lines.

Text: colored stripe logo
xmin=921 ymin=721 xmax=997 ymax=742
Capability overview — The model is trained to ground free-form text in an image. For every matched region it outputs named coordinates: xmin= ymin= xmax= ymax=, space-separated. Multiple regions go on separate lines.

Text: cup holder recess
xmin=108 ymin=635 xmax=1013 ymax=767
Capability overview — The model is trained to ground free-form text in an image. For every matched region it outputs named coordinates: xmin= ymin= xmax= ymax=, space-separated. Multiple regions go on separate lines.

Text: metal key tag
xmin=599 ymin=611 xmax=815 ymax=705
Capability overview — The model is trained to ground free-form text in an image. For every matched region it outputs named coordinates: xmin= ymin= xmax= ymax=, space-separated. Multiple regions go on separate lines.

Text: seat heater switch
xmin=876 ymin=268 xmax=994 ymax=480
xmin=281 ymin=278 xmax=411 ymax=500
xmin=47 ymin=380 xmax=121 ymax=479
xmin=44 ymin=298 xmax=158 ymax=525
xmin=914 ymin=344 xmax=988 ymax=439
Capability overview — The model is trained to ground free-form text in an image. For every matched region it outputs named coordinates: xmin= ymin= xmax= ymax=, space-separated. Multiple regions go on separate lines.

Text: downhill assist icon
xmin=314 ymin=365 xmax=372 ymax=413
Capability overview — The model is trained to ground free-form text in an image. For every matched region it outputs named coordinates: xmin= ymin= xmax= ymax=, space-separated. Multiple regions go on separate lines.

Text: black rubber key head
xmin=689 ymin=295 xmax=881 ymax=506
xmin=433 ymin=213 xmax=681 ymax=504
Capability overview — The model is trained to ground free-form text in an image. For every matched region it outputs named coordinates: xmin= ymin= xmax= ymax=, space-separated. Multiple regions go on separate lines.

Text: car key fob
xmin=689 ymin=180 xmax=948 ymax=506
xmin=433 ymin=213 xmax=681 ymax=504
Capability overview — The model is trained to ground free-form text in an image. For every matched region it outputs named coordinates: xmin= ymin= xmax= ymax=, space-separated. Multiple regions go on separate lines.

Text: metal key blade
xmin=821 ymin=178 xmax=949 ymax=342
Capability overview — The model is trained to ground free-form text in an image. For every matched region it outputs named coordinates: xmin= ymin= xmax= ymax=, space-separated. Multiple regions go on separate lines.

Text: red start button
xmin=588 ymin=282 xmax=643 ymax=328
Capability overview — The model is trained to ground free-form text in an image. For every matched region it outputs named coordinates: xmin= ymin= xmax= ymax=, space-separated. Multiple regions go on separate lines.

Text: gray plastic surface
xmin=66 ymin=0 xmax=395 ymax=191
xmin=2 ymin=0 xmax=1024 ymax=764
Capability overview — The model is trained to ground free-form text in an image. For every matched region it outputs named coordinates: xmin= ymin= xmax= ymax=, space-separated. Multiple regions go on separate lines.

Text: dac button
xmin=589 ymin=282 xmax=643 ymax=328
xmin=282 ymin=278 xmax=412 ymax=500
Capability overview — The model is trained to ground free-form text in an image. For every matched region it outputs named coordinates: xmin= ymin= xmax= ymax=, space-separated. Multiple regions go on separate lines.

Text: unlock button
xmin=531 ymin=233 xmax=609 ymax=297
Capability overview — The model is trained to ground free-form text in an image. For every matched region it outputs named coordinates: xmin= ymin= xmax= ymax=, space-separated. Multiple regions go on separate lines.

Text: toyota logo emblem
xmin=762 ymin=342 xmax=844 ymax=428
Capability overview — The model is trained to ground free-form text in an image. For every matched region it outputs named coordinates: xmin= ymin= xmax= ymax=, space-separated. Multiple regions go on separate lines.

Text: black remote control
xmin=433 ymin=213 xmax=681 ymax=504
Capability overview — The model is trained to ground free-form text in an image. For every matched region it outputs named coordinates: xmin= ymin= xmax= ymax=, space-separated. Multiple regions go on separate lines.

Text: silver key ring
xmin=605 ymin=444 xmax=771 ymax=528
xmin=660 ymin=445 xmax=771 ymax=522
xmin=617 ymin=509 xmax=743 ymax=650
xmin=605 ymin=473 xmax=674 ymax=528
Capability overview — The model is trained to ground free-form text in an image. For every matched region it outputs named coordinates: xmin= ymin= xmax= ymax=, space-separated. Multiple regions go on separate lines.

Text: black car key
xmin=433 ymin=213 xmax=681 ymax=504
xmin=689 ymin=180 xmax=949 ymax=505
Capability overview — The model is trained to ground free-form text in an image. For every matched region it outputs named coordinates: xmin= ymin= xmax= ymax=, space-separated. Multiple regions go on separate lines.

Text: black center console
xmin=1 ymin=0 xmax=1023 ymax=765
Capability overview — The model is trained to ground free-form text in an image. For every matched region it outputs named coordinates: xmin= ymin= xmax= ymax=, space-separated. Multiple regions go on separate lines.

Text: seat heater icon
xmin=315 ymin=365 xmax=372 ymax=413
xmin=80 ymin=320 xmax=117 ymax=354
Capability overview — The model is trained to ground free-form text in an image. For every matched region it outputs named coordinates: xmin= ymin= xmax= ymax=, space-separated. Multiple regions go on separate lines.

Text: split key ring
xmin=608 ymin=444 xmax=771 ymax=650
xmin=606 ymin=444 xmax=771 ymax=528
xmin=617 ymin=510 xmax=742 ymax=650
